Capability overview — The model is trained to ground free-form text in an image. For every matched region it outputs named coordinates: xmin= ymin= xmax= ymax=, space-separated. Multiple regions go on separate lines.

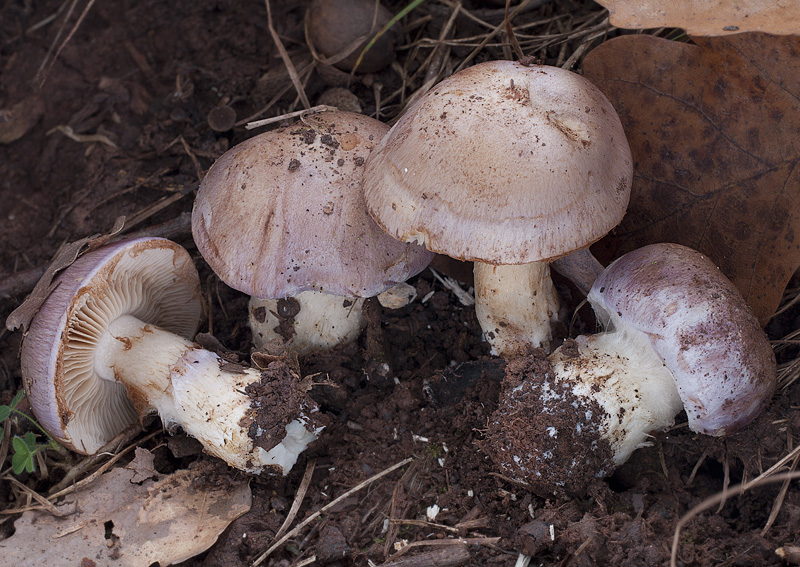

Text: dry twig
xmin=252 ymin=456 xmax=414 ymax=566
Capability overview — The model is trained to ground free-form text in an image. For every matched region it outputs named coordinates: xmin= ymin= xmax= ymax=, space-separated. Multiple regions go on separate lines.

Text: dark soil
xmin=2 ymin=1 xmax=800 ymax=566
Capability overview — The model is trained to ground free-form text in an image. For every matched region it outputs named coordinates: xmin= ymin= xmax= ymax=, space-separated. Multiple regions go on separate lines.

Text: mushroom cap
xmin=362 ymin=60 xmax=632 ymax=264
xmin=192 ymin=110 xmax=434 ymax=299
xmin=20 ymin=237 xmax=202 ymax=454
xmin=588 ymin=243 xmax=776 ymax=436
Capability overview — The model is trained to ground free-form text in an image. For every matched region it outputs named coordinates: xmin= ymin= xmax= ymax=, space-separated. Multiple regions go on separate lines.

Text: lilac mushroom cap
xmin=192 ymin=110 xmax=433 ymax=354
xmin=21 ymin=237 xmax=201 ymax=454
xmin=485 ymin=243 xmax=776 ymax=494
xmin=588 ymin=242 xmax=776 ymax=436
xmin=362 ymin=60 xmax=632 ymax=356
xmin=20 ymin=237 xmax=323 ymax=474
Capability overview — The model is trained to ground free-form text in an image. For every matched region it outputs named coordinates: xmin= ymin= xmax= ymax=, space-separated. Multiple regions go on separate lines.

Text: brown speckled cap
xmin=589 ymin=243 xmax=776 ymax=436
xmin=363 ymin=60 xmax=632 ymax=264
xmin=192 ymin=110 xmax=433 ymax=299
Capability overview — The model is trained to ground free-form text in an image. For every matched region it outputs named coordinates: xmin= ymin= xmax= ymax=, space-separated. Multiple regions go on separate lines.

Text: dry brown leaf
xmin=595 ymin=0 xmax=800 ymax=36
xmin=124 ymin=446 xmax=158 ymax=484
xmin=583 ymin=33 xmax=800 ymax=325
xmin=0 ymin=96 xmax=44 ymax=144
xmin=5 ymin=216 xmax=125 ymax=332
xmin=0 ymin=458 xmax=251 ymax=566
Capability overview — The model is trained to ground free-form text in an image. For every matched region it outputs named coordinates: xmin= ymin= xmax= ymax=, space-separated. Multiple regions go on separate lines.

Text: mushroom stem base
xmin=98 ymin=315 xmax=320 ymax=473
xmin=474 ymin=261 xmax=560 ymax=357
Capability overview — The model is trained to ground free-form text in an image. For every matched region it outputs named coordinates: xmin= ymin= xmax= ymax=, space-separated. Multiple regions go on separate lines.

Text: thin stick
xmin=762 ymin=437 xmax=800 ymax=535
xmin=36 ymin=0 xmax=98 ymax=86
xmin=671 ymin=471 xmax=800 ymax=567
xmin=246 ymin=105 xmax=339 ymax=130
xmin=3 ymin=476 xmax=65 ymax=517
xmin=386 ymin=536 xmax=501 ymax=563
xmin=47 ymin=430 xmax=160 ymax=500
xmin=252 ymin=456 xmax=413 ymax=566
xmin=265 ymin=0 xmax=310 ymax=110
xmin=272 ymin=458 xmax=316 ymax=543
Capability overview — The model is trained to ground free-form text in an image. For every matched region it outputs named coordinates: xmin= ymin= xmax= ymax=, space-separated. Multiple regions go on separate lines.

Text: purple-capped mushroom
xmin=362 ymin=60 xmax=632 ymax=357
xmin=192 ymin=110 xmax=433 ymax=355
xmin=485 ymin=243 xmax=776 ymax=494
xmin=20 ymin=237 xmax=323 ymax=474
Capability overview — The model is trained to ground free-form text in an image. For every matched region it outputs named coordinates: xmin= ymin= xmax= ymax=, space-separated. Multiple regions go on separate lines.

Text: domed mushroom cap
xmin=363 ymin=60 xmax=632 ymax=264
xmin=192 ymin=110 xmax=433 ymax=299
xmin=20 ymin=238 xmax=202 ymax=454
xmin=588 ymin=243 xmax=776 ymax=436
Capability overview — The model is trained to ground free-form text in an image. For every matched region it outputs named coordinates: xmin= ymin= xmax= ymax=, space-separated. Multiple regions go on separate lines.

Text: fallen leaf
xmin=0 ymin=458 xmax=251 ymax=566
xmin=595 ymin=0 xmax=800 ymax=36
xmin=583 ymin=33 xmax=800 ymax=324
xmin=124 ymin=446 xmax=158 ymax=483
xmin=5 ymin=216 xmax=125 ymax=332
xmin=0 ymin=96 xmax=44 ymax=144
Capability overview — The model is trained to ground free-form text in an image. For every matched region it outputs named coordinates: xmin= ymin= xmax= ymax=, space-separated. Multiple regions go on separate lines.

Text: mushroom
xmin=362 ymin=60 xmax=632 ymax=357
xmin=192 ymin=110 xmax=433 ymax=356
xmin=20 ymin=237 xmax=324 ymax=474
xmin=484 ymin=243 xmax=777 ymax=494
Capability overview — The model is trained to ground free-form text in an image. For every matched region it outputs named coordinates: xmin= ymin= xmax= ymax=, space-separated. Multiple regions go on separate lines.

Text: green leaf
xmin=0 ymin=405 xmax=10 ymax=422
xmin=9 ymin=390 xmax=25 ymax=409
xmin=22 ymin=431 xmax=37 ymax=450
xmin=11 ymin=436 xmax=34 ymax=474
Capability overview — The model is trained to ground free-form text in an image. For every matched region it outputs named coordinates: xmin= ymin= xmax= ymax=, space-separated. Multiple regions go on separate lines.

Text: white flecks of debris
xmin=429 ymin=268 xmax=475 ymax=306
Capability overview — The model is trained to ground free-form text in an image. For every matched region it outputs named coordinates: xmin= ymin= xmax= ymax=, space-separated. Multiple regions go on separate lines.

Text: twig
xmin=388 ymin=518 xmax=460 ymax=533
xmin=2 ymin=476 xmax=65 ymax=517
xmin=252 ymin=456 xmax=414 ymax=566
xmin=36 ymin=0 xmax=97 ymax=87
xmin=47 ymin=429 xmax=160 ymax=500
xmin=273 ymin=458 xmax=316 ymax=543
xmin=246 ymin=105 xmax=339 ymax=130
xmin=762 ymin=436 xmax=800 ymax=535
xmin=265 ymin=0 xmax=310 ymax=110
xmin=46 ymin=124 xmax=117 ymax=149
xmin=385 ymin=537 xmax=501 ymax=563
xmin=382 ymin=543 xmax=471 ymax=566
xmin=453 ymin=0 xmax=535 ymax=74
xmin=671 ymin=471 xmax=800 ymax=567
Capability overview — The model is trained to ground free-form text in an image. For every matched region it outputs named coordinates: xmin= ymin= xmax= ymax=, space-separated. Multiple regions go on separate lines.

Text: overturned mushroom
xmin=20 ymin=237 xmax=323 ymax=474
xmin=362 ymin=60 xmax=632 ymax=357
xmin=192 ymin=110 xmax=433 ymax=356
xmin=485 ymin=243 xmax=776 ymax=494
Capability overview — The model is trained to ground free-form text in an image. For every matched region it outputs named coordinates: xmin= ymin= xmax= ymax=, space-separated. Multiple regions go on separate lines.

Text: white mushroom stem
xmin=473 ymin=262 xmax=561 ymax=357
xmin=95 ymin=315 xmax=320 ymax=474
xmin=249 ymin=290 xmax=367 ymax=355
xmin=548 ymin=327 xmax=683 ymax=466
xmin=550 ymin=247 xmax=605 ymax=297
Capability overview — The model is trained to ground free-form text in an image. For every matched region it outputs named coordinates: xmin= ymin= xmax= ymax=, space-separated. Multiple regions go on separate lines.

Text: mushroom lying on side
xmin=484 ymin=243 xmax=776 ymax=494
xmin=362 ymin=60 xmax=632 ymax=357
xmin=20 ymin=237 xmax=324 ymax=474
xmin=192 ymin=110 xmax=433 ymax=356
